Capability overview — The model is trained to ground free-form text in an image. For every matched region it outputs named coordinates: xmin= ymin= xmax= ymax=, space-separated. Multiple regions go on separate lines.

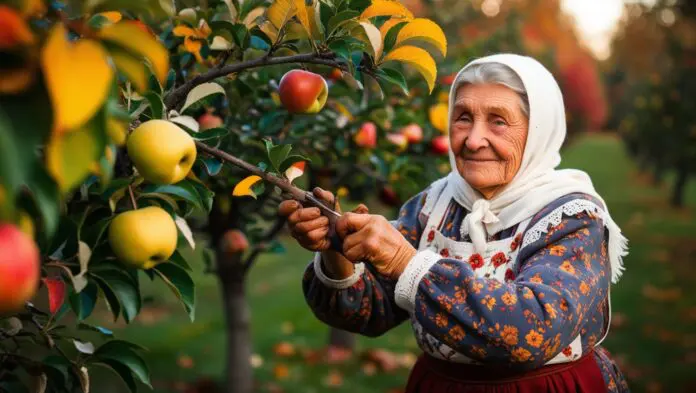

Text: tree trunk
xmin=217 ymin=249 xmax=253 ymax=393
xmin=671 ymin=165 xmax=689 ymax=207
xmin=328 ymin=327 xmax=356 ymax=349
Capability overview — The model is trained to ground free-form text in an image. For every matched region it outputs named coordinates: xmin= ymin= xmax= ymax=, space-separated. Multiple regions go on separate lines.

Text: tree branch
xmin=165 ymin=52 xmax=345 ymax=110
xmin=242 ymin=215 xmax=287 ymax=273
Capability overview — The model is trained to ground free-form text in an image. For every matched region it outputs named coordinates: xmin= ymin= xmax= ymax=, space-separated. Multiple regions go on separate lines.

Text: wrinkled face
xmin=450 ymin=83 xmax=529 ymax=199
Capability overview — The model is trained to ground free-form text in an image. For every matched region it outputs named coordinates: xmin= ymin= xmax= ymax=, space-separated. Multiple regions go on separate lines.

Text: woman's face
xmin=450 ymin=83 xmax=529 ymax=199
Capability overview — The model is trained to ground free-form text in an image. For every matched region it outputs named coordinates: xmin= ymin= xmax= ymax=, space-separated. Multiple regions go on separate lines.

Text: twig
xmin=195 ymin=141 xmax=308 ymax=202
xmin=127 ymin=185 xmax=138 ymax=210
xmin=165 ymin=52 xmax=346 ymax=110
xmin=243 ymin=215 xmax=287 ymax=273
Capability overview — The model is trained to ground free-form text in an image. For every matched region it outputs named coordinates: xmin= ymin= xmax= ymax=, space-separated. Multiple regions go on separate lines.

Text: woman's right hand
xmin=279 ymin=187 xmax=368 ymax=253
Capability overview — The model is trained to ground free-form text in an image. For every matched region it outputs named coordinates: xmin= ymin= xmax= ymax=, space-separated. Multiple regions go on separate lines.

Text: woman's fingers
xmin=278 ymin=199 xmax=300 ymax=217
xmin=294 ymin=216 xmax=329 ymax=234
xmin=336 ymin=212 xmax=372 ymax=238
xmin=287 ymin=206 xmax=321 ymax=225
xmin=342 ymin=240 xmax=366 ymax=262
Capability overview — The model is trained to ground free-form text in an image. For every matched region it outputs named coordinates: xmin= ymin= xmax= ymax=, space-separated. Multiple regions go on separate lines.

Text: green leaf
xmin=268 ymin=144 xmax=292 ymax=172
xmin=152 ymin=262 xmax=195 ymax=321
xmin=92 ymin=270 xmax=141 ymax=323
xmin=328 ymin=10 xmax=359 ymax=34
xmin=142 ymin=180 xmax=204 ymax=210
xmin=319 ymin=2 xmax=334 ymax=34
xmin=278 ymin=154 xmax=310 ymax=172
xmin=249 ymin=26 xmax=272 ymax=50
xmin=210 ymin=21 xmax=249 ymax=49
xmin=201 ymin=157 xmax=223 ymax=176
xmin=42 ymin=355 xmax=71 ymax=388
xmin=96 ymin=360 xmax=137 ymax=393
xmin=69 ymin=281 xmax=99 ymax=321
xmin=377 ymin=67 xmax=409 ymax=96
xmin=77 ymin=322 xmax=114 ymax=337
xmin=240 ymin=0 xmax=267 ymax=19
xmin=95 ymin=341 xmax=151 ymax=389
xmin=267 ymin=240 xmax=286 ymax=254
xmin=168 ymin=249 xmax=192 ymax=271
xmin=383 ymin=20 xmax=408 ymax=53
xmin=143 ymin=91 xmax=164 ymax=120
xmin=258 ymin=111 xmax=284 ymax=131
xmin=328 ymin=38 xmax=351 ymax=61
xmin=192 ymin=127 xmax=229 ymax=140
xmin=191 ymin=181 xmax=214 ymax=212
xmin=180 ymin=82 xmax=226 ymax=114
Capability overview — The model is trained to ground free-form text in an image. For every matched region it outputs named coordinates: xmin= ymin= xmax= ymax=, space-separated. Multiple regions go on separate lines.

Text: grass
xmin=94 ymin=134 xmax=696 ymax=393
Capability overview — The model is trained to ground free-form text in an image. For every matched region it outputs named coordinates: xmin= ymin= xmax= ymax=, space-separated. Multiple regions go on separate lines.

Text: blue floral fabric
xmin=302 ymin=185 xmax=629 ymax=392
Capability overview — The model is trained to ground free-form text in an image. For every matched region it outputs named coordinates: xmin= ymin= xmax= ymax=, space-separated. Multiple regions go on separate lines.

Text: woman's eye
xmin=492 ymin=118 xmax=507 ymax=127
xmin=458 ymin=114 xmax=472 ymax=122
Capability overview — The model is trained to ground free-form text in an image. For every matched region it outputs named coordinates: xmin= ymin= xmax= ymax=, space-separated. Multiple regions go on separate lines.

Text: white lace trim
xmin=419 ymin=177 xmax=448 ymax=222
xmin=520 ymin=199 xmax=628 ymax=283
xmin=312 ymin=252 xmax=365 ymax=289
xmin=395 ymin=249 xmax=441 ymax=313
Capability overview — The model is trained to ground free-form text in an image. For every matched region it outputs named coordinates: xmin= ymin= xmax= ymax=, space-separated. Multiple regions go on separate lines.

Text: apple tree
xmin=0 ymin=0 xmax=449 ymax=392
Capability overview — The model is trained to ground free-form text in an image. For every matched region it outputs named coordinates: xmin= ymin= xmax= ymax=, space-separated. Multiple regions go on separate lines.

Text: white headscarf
xmin=439 ymin=53 xmax=628 ymax=283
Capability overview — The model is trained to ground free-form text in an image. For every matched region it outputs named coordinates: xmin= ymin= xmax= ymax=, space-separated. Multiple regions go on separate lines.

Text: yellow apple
xmin=0 ymin=223 xmax=40 ymax=315
xmin=127 ymin=119 xmax=196 ymax=184
xmin=108 ymin=206 xmax=178 ymax=269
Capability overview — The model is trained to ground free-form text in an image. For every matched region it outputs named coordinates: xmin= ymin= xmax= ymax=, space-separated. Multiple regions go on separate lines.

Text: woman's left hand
xmin=335 ymin=213 xmax=417 ymax=279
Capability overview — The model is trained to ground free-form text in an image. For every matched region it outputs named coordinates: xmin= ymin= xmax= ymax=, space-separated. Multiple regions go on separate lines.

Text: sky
xmin=561 ymin=0 xmax=657 ymax=60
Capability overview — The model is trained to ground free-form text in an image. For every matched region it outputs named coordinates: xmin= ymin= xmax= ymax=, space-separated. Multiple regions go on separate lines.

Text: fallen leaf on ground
xmin=273 ymin=342 xmax=296 ymax=357
xmin=280 ymin=321 xmax=294 ymax=335
xmin=326 ymin=345 xmax=353 ymax=364
xmin=362 ymin=361 xmax=377 ymax=376
xmin=250 ymin=354 xmax=264 ymax=368
xmin=642 ymin=284 xmax=682 ymax=302
xmin=362 ymin=349 xmax=399 ymax=372
xmin=273 ymin=364 xmax=289 ymax=380
xmin=611 ymin=312 xmax=627 ymax=329
xmin=323 ymin=370 xmax=343 ymax=387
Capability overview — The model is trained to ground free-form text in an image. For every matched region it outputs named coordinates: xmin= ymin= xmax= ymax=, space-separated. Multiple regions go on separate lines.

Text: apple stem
xmin=128 ymin=185 xmax=138 ymax=210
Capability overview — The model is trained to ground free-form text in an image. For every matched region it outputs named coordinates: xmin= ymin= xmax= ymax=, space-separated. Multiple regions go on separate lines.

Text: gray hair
xmin=454 ymin=62 xmax=530 ymax=118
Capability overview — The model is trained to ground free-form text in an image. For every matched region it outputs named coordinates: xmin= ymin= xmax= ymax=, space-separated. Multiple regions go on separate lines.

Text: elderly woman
xmin=279 ymin=54 xmax=630 ymax=392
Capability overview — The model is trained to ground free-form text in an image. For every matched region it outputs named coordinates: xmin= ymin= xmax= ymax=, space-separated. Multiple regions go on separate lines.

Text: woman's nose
xmin=464 ymin=120 xmax=489 ymax=151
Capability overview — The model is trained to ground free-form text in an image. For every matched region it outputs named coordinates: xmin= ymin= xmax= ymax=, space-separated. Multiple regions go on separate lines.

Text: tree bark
xmin=217 ymin=248 xmax=253 ymax=393
xmin=671 ymin=165 xmax=690 ymax=207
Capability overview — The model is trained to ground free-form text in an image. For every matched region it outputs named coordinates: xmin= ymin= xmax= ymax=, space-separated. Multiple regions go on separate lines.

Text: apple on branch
xmin=0 ymin=224 xmax=40 ymax=315
xmin=108 ymin=206 xmax=178 ymax=270
xmin=431 ymin=135 xmax=449 ymax=155
xmin=278 ymin=69 xmax=329 ymax=114
xmin=198 ymin=110 xmax=223 ymax=130
xmin=400 ymin=123 xmax=423 ymax=143
xmin=386 ymin=133 xmax=408 ymax=151
xmin=127 ymin=119 xmax=197 ymax=185
xmin=354 ymin=121 xmax=377 ymax=149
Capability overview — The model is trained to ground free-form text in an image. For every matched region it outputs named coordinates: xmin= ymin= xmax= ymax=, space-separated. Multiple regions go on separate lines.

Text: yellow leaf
xmin=173 ymin=25 xmax=196 ymax=37
xmin=46 ymin=124 xmax=104 ymax=193
xmin=100 ymin=22 xmax=169 ymax=86
xmin=379 ymin=18 xmax=403 ymax=40
xmin=258 ymin=20 xmax=279 ymax=43
xmin=106 ymin=117 xmax=127 ymax=146
xmin=232 ymin=175 xmax=263 ymax=199
xmin=382 ymin=45 xmax=436 ymax=93
xmin=98 ymin=11 xmax=122 ymax=23
xmin=429 ymin=103 xmax=448 ymax=134
xmin=41 ymin=24 xmax=113 ymax=132
xmin=360 ymin=0 xmax=413 ymax=20
xmin=243 ymin=7 xmax=265 ymax=28
xmin=266 ymin=0 xmax=297 ymax=31
xmin=109 ymin=48 xmax=148 ymax=93
xmin=210 ymin=35 xmax=233 ymax=50
xmin=394 ymin=18 xmax=447 ymax=58
xmin=293 ymin=0 xmax=320 ymax=39
xmin=184 ymin=36 xmax=203 ymax=63
xmin=0 ymin=67 xmax=34 ymax=94
xmin=20 ymin=0 xmax=45 ymax=17
xmin=356 ymin=21 xmax=383 ymax=60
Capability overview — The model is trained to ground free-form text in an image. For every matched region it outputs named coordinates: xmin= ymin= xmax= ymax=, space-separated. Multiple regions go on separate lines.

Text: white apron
xmin=408 ymin=183 xmax=604 ymax=366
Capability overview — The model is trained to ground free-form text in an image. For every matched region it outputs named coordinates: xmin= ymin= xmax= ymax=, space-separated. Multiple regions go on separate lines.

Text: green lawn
xmin=95 ymin=134 xmax=696 ymax=393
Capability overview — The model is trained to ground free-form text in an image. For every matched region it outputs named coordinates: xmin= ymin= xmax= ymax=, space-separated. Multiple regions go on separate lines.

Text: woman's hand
xmin=278 ymin=187 xmax=368 ymax=280
xmin=335 ymin=213 xmax=417 ymax=279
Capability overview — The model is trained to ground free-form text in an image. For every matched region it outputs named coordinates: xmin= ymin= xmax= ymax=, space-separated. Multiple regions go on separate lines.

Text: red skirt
xmin=405 ymin=351 xmax=607 ymax=393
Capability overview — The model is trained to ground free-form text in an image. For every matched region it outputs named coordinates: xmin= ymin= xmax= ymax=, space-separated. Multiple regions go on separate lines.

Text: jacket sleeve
xmin=395 ymin=194 xmax=611 ymax=369
xmin=301 ymin=186 xmax=430 ymax=337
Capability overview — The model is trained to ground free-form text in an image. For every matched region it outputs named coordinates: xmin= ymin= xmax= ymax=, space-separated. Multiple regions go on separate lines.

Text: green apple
xmin=108 ymin=206 xmax=178 ymax=269
xmin=127 ymin=119 xmax=196 ymax=184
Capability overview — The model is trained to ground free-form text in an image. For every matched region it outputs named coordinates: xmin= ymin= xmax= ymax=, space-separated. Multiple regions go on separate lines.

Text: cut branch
xmin=165 ymin=52 xmax=345 ymax=110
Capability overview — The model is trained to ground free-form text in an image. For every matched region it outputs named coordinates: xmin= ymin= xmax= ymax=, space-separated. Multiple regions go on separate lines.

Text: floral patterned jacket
xmin=302 ymin=184 xmax=630 ymax=393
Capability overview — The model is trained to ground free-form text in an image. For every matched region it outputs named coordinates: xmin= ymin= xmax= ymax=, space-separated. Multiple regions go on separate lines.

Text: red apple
xmin=278 ymin=69 xmax=329 ymax=114
xmin=386 ymin=133 xmax=408 ymax=151
xmin=327 ymin=68 xmax=343 ymax=82
xmin=439 ymin=73 xmax=456 ymax=85
xmin=379 ymin=186 xmax=401 ymax=207
xmin=430 ymin=135 xmax=449 ymax=155
xmin=221 ymin=229 xmax=249 ymax=255
xmin=354 ymin=122 xmax=377 ymax=148
xmin=198 ymin=112 xmax=223 ymax=130
xmin=0 ymin=224 xmax=40 ymax=315
xmin=400 ymin=123 xmax=423 ymax=143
